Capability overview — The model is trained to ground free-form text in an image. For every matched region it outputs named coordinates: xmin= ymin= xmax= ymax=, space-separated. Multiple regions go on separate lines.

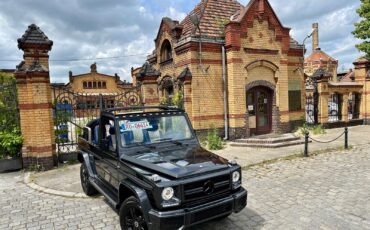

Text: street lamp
xmin=302 ymin=29 xmax=318 ymax=124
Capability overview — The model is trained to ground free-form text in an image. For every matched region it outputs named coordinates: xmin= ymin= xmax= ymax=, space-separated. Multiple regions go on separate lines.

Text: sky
xmin=0 ymin=0 xmax=362 ymax=83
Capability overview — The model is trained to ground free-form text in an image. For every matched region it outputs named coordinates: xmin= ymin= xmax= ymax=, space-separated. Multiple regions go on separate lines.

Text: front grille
xmin=183 ymin=174 xmax=230 ymax=206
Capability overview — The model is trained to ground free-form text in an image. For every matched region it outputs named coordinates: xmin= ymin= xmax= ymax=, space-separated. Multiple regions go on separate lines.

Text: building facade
xmin=133 ymin=0 xmax=306 ymax=139
xmin=51 ymin=63 xmax=135 ymax=111
xmin=304 ymin=23 xmax=370 ymax=126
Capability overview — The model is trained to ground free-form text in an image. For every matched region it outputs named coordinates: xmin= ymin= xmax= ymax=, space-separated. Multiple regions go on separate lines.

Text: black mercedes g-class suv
xmin=78 ymin=106 xmax=247 ymax=230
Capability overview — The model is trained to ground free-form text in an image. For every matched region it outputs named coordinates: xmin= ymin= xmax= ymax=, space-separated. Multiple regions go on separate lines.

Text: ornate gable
xmin=154 ymin=17 xmax=183 ymax=48
xmin=226 ymin=0 xmax=291 ymax=53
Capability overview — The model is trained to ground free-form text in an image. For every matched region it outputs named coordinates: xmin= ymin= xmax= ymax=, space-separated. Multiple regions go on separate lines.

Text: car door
xmin=96 ymin=117 xmax=120 ymax=190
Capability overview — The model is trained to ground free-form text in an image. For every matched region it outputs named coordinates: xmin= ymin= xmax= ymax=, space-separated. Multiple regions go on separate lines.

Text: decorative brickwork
xmin=133 ymin=0 xmax=305 ymax=139
xmin=15 ymin=24 xmax=56 ymax=170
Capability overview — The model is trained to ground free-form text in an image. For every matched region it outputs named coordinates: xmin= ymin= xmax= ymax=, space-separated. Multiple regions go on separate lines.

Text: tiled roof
xmin=16 ymin=60 xmax=48 ymax=72
xmin=136 ymin=62 xmax=160 ymax=79
xmin=311 ymin=68 xmax=332 ymax=79
xmin=339 ymin=70 xmax=355 ymax=82
xmin=180 ymin=0 xmax=242 ymax=38
xmin=17 ymin=24 xmax=53 ymax=48
xmin=305 ymin=48 xmax=337 ymax=63
xmin=177 ymin=67 xmax=192 ymax=80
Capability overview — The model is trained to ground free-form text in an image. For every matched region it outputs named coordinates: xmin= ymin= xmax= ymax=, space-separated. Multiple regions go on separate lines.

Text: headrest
xmin=109 ymin=126 xmax=116 ymax=135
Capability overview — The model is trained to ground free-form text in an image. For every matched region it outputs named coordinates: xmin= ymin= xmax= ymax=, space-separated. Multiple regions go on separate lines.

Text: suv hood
xmin=122 ymin=146 xmax=230 ymax=179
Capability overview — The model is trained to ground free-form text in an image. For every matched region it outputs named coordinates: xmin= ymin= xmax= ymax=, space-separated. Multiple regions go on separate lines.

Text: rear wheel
xmin=80 ymin=163 xmax=98 ymax=196
xmin=119 ymin=196 xmax=147 ymax=230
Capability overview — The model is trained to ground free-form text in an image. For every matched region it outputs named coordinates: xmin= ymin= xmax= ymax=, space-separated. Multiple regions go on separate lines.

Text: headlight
xmin=161 ymin=187 xmax=174 ymax=201
xmin=232 ymin=171 xmax=240 ymax=183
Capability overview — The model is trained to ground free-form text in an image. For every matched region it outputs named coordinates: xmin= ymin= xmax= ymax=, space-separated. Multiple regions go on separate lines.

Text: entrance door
xmin=247 ymin=87 xmax=273 ymax=135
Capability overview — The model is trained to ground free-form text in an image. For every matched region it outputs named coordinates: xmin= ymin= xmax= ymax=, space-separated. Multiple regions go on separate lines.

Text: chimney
xmin=312 ymin=23 xmax=319 ymax=52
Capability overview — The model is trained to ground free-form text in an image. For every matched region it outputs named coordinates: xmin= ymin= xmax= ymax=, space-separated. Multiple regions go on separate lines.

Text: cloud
xmin=0 ymin=0 xmax=363 ymax=83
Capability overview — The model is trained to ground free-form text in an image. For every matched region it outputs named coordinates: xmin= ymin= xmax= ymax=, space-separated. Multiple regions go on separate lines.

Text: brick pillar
xmin=353 ymin=57 xmax=370 ymax=124
xmin=341 ymin=94 xmax=349 ymax=122
xmin=317 ymin=78 xmax=329 ymax=124
xmin=135 ymin=62 xmax=161 ymax=106
xmin=15 ymin=24 xmax=55 ymax=170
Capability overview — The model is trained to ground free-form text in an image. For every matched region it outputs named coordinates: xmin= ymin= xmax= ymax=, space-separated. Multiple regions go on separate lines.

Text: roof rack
xmin=103 ymin=106 xmax=184 ymax=115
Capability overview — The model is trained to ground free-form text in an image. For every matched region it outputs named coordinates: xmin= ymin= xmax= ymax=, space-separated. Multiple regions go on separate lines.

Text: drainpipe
xmin=222 ymin=45 xmax=229 ymax=140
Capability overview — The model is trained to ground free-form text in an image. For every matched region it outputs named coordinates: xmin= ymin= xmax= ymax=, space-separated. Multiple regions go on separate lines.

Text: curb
xmin=24 ymin=172 xmax=89 ymax=199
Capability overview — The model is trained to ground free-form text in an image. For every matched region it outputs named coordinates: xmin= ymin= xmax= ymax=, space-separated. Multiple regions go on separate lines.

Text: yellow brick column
xmin=135 ymin=63 xmax=161 ymax=106
xmin=15 ymin=24 xmax=55 ymax=170
xmin=341 ymin=94 xmax=349 ymax=123
xmin=317 ymin=77 xmax=329 ymax=124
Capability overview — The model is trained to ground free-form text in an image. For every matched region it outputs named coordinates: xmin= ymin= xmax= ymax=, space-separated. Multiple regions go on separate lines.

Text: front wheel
xmin=119 ymin=196 xmax=147 ymax=230
xmin=80 ymin=163 xmax=98 ymax=196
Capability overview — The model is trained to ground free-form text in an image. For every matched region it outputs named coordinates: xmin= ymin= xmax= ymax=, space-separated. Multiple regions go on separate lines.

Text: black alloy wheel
xmin=120 ymin=196 xmax=147 ymax=230
xmin=80 ymin=163 xmax=98 ymax=196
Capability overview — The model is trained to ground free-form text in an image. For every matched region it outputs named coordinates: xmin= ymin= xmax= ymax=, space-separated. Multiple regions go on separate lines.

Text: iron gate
xmin=305 ymin=95 xmax=318 ymax=124
xmin=52 ymin=87 xmax=142 ymax=162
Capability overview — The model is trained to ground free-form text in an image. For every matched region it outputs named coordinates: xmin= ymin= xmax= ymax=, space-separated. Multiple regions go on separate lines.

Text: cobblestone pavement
xmin=1 ymin=146 xmax=370 ymax=230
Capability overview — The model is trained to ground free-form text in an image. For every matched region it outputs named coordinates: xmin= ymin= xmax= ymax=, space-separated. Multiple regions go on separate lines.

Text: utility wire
xmin=0 ymin=53 xmax=150 ymax=62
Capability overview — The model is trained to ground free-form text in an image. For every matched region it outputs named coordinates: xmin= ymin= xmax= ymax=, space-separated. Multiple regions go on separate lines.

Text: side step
xmin=90 ymin=177 xmax=119 ymax=208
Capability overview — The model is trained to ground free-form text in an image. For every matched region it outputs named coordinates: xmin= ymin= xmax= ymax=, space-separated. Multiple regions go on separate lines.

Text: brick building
xmin=51 ymin=63 xmax=134 ymax=110
xmin=304 ymin=23 xmax=370 ymax=126
xmin=132 ymin=0 xmax=306 ymax=139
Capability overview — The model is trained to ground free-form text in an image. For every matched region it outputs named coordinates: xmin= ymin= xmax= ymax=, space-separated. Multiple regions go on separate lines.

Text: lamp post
xmin=302 ymin=30 xmax=316 ymax=124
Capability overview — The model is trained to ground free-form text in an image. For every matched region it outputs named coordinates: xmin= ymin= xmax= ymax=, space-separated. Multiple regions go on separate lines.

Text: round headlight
xmin=161 ymin=187 xmax=174 ymax=201
xmin=232 ymin=171 xmax=240 ymax=183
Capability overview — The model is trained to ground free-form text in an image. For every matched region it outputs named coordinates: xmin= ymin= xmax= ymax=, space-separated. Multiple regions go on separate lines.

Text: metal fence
xmin=52 ymin=87 xmax=142 ymax=162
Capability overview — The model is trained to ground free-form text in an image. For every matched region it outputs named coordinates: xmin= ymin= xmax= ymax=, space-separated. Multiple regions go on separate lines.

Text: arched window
xmin=93 ymin=81 xmax=97 ymax=88
xmin=102 ymin=82 xmax=106 ymax=88
xmin=160 ymin=40 xmax=173 ymax=63
xmin=83 ymin=81 xmax=87 ymax=89
xmin=98 ymin=81 xmax=102 ymax=88
xmin=88 ymin=82 xmax=92 ymax=88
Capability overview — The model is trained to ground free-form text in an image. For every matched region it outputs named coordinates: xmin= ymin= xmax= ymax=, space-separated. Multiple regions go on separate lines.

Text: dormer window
xmin=160 ymin=40 xmax=173 ymax=64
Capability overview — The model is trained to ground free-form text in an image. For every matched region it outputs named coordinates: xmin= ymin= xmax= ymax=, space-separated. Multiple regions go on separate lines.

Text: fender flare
xmin=119 ymin=180 xmax=153 ymax=223
xmin=78 ymin=151 xmax=95 ymax=177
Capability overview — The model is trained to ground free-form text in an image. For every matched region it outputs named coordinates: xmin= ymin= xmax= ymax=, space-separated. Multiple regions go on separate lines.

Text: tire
xmin=80 ymin=163 xmax=98 ymax=196
xmin=119 ymin=196 xmax=148 ymax=230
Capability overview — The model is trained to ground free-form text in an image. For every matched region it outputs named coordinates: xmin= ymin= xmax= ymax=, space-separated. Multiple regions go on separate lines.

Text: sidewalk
xmin=26 ymin=125 xmax=370 ymax=197
xmin=214 ymin=125 xmax=370 ymax=167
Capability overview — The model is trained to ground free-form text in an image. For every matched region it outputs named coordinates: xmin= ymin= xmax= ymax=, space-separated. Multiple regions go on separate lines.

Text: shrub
xmin=0 ymin=128 xmax=23 ymax=159
xmin=207 ymin=126 xmax=224 ymax=150
xmin=172 ymin=91 xmax=183 ymax=109
xmin=295 ymin=123 xmax=326 ymax=136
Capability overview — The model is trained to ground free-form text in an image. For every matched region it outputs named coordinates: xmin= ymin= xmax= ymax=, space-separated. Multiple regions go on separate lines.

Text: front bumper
xmin=148 ymin=188 xmax=247 ymax=230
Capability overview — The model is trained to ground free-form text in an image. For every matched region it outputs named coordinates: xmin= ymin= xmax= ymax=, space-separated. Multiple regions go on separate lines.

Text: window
xmin=93 ymin=82 xmax=97 ymax=88
xmin=160 ymin=40 xmax=173 ymax=63
xmin=119 ymin=115 xmax=193 ymax=148
xmin=88 ymin=82 xmax=92 ymax=88
xmin=102 ymin=82 xmax=106 ymax=88
xmin=288 ymin=91 xmax=302 ymax=111
xmin=100 ymin=118 xmax=116 ymax=152
xmin=83 ymin=81 xmax=87 ymax=89
xmin=98 ymin=82 xmax=102 ymax=88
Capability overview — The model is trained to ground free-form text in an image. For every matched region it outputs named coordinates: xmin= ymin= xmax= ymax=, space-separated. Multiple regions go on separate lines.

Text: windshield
xmin=118 ymin=115 xmax=193 ymax=147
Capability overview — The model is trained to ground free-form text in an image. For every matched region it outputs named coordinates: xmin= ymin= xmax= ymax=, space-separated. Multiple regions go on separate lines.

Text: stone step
xmin=234 ymin=133 xmax=300 ymax=144
xmin=230 ymin=139 xmax=307 ymax=148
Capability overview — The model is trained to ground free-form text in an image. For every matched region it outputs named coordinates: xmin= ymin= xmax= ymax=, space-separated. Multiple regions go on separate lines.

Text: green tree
xmin=352 ymin=0 xmax=370 ymax=59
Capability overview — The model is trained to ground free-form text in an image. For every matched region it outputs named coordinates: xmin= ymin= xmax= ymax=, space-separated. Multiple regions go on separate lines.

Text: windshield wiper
xmin=153 ymin=138 xmax=173 ymax=142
